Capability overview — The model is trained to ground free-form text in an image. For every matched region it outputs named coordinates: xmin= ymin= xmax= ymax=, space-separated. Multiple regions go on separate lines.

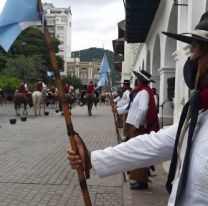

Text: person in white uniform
xmin=114 ymin=80 xmax=131 ymax=107
xmin=116 ymin=70 xmax=159 ymax=190
xmin=114 ymin=79 xmax=132 ymax=129
xmin=68 ymin=12 xmax=208 ymax=206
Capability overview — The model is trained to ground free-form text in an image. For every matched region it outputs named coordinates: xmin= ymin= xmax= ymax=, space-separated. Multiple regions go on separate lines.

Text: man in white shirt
xmin=114 ymin=80 xmax=131 ymax=107
xmin=68 ymin=12 xmax=208 ymax=206
xmin=117 ymin=70 xmax=159 ymax=190
xmin=113 ymin=87 xmax=123 ymax=107
xmin=114 ymin=80 xmax=131 ymax=129
xmin=113 ymin=87 xmax=124 ymax=128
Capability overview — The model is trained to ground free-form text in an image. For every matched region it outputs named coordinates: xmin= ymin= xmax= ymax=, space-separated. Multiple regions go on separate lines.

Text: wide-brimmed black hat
xmin=121 ymin=79 xmax=131 ymax=84
xmin=133 ymin=70 xmax=155 ymax=83
xmin=162 ymin=11 xmax=208 ymax=44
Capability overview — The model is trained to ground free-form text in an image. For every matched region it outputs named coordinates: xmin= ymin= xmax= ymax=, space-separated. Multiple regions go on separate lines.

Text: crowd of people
xmin=68 ymin=11 xmax=208 ymax=206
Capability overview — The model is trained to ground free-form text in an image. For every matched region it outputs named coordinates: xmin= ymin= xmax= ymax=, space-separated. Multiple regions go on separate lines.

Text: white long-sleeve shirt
xmin=117 ymin=90 xmax=149 ymax=128
xmin=113 ymin=96 xmax=122 ymax=106
xmin=91 ymin=109 xmax=208 ymax=206
xmin=126 ymin=90 xmax=149 ymax=128
xmin=114 ymin=90 xmax=130 ymax=108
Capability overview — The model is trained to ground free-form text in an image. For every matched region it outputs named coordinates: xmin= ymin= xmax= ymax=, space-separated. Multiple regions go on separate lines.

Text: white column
xmin=158 ymin=67 xmax=175 ymax=126
xmin=172 ymin=46 xmax=190 ymax=122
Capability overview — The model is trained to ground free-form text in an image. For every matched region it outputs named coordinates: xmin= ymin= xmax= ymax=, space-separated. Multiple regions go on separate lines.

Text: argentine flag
xmin=96 ymin=53 xmax=110 ymax=90
xmin=0 ymin=0 xmax=40 ymax=51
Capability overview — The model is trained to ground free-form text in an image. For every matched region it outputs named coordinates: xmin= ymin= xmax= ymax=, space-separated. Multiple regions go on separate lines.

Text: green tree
xmin=1 ymin=55 xmax=47 ymax=82
xmin=0 ymin=76 xmax=21 ymax=93
xmin=0 ymin=27 xmax=64 ymax=79
xmin=0 ymin=53 xmax=7 ymax=73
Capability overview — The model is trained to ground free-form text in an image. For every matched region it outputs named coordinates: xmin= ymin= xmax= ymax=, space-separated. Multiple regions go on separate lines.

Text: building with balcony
xmin=112 ymin=20 xmax=125 ymax=73
xmin=66 ymin=58 xmax=101 ymax=86
xmin=38 ymin=3 xmax=72 ymax=76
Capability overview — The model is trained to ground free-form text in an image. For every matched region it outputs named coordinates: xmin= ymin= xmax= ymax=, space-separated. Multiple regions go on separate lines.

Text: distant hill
xmin=71 ymin=48 xmax=120 ymax=85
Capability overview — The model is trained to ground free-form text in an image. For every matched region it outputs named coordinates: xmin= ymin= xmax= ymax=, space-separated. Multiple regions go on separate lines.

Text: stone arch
xmin=164 ymin=6 xmax=178 ymax=67
xmin=146 ymin=50 xmax=151 ymax=73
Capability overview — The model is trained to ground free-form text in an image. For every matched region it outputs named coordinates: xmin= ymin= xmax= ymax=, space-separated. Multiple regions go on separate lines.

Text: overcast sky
xmin=42 ymin=0 xmax=125 ymax=52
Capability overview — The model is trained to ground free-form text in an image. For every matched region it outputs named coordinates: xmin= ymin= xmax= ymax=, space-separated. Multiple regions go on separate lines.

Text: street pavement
xmin=0 ymin=103 xmax=168 ymax=206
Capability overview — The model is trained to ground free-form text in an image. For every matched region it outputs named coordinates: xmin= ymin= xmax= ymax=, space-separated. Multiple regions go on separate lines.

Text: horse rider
xmin=64 ymin=82 xmax=74 ymax=94
xmin=18 ymin=80 xmax=29 ymax=96
xmin=68 ymin=82 xmax=74 ymax=93
xmin=36 ymin=80 xmax=46 ymax=92
xmin=85 ymin=80 xmax=96 ymax=99
xmin=50 ymin=86 xmax=58 ymax=96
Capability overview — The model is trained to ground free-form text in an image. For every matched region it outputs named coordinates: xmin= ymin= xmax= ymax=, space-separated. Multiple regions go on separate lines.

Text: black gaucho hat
xmin=121 ymin=79 xmax=131 ymax=85
xmin=163 ymin=11 xmax=208 ymax=44
xmin=133 ymin=70 xmax=155 ymax=83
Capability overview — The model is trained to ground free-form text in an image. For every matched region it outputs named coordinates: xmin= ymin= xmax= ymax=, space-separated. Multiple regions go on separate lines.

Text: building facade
xmin=119 ymin=0 xmax=208 ymax=126
xmin=66 ymin=58 xmax=101 ymax=86
xmin=41 ymin=3 xmax=72 ymax=76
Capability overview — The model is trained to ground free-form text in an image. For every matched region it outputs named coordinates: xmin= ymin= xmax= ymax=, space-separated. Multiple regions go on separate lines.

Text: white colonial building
xmin=41 ymin=3 xmax=72 ymax=76
xmin=66 ymin=58 xmax=101 ymax=86
xmin=117 ymin=0 xmax=208 ymax=126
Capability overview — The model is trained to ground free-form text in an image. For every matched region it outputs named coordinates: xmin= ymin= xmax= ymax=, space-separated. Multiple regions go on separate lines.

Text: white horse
xmin=32 ymin=90 xmax=47 ymax=116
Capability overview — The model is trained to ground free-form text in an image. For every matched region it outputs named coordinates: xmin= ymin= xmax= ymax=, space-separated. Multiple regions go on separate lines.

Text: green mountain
xmin=71 ymin=47 xmax=120 ymax=85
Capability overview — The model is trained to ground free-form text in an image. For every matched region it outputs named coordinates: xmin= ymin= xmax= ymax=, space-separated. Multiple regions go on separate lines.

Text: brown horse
xmin=66 ymin=93 xmax=77 ymax=109
xmin=58 ymin=92 xmax=77 ymax=113
xmin=85 ymin=93 xmax=97 ymax=116
xmin=47 ymin=92 xmax=59 ymax=108
xmin=13 ymin=92 xmax=33 ymax=116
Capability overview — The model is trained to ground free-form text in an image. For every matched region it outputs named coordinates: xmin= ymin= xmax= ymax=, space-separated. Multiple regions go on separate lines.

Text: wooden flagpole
xmin=108 ymin=83 xmax=122 ymax=144
xmin=37 ymin=1 xmax=92 ymax=205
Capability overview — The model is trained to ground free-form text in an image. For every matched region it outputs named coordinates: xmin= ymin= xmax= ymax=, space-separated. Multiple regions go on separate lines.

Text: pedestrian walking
xmin=68 ymin=11 xmax=208 ymax=206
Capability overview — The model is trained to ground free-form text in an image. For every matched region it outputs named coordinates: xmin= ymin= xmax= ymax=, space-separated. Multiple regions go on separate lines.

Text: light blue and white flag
xmin=98 ymin=53 xmax=110 ymax=74
xmin=96 ymin=73 xmax=109 ymax=90
xmin=0 ymin=0 xmax=41 ymax=51
xmin=96 ymin=53 xmax=110 ymax=90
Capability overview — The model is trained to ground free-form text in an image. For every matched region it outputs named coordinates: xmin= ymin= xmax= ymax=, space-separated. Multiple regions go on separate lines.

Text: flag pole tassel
xmin=38 ymin=1 xmax=92 ymax=205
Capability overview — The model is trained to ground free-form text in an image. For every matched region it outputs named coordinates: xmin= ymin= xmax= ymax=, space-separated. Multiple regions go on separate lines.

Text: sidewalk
xmin=123 ymin=165 xmax=169 ymax=206
xmin=118 ymin=129 xmax=169 ymax=206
